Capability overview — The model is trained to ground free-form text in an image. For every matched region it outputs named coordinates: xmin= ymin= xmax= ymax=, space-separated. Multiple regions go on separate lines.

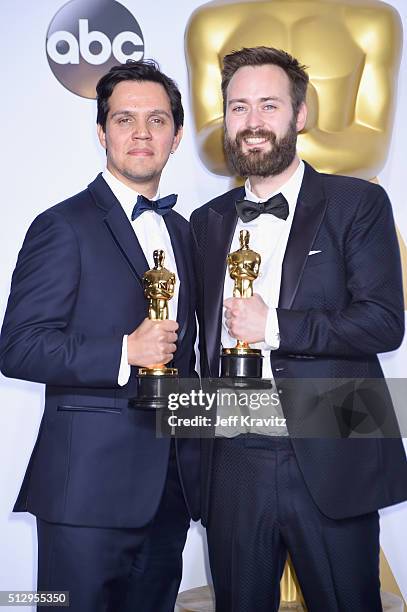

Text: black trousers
xmin=207 ymin=436 xmax=382 ymax=612
xmin=36 ymin=441 xmax=190 ymax=612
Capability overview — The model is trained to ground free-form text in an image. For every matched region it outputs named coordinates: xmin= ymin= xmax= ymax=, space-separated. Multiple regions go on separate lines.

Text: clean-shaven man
xmin=190 ymin=47 xmax=407 ymax=611
xmin=0 ymin=60 xmax=199 ymax=612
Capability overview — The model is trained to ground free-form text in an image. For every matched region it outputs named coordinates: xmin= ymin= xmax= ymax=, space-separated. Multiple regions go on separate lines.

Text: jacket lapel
xmin=89 ymin=175 xmax=190 ymax=349
xmin=279 ymin=163 xmax=327 ymax=309
xmin=88 ymin=174 xmax=149 ymax=289
xmin=205 ymin=190 xmax=241 ymax=376
xmin=163 ymin=213 xmax=189 ymax=344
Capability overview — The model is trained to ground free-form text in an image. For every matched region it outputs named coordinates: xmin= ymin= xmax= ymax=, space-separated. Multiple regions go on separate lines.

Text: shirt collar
xmin=102 ymin=168 xmax=159 ymax=222
xmin=245 ymin=159 xmax=304 ymax=215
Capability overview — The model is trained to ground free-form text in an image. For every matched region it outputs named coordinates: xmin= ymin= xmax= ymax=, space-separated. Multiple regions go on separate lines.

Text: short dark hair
xmin=96 ymin=59 xmax=184 ymax=133
xmin=221 ymin=47 xmax=309 ymax=116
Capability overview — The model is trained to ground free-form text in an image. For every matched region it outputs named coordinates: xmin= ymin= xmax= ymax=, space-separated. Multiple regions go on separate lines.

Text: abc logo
xmin=46 ymin=0 xmax=144 ymax=99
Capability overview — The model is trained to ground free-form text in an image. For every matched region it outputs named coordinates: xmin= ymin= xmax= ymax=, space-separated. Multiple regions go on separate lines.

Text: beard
xmin=224 ymin=118 xmax=298 ymax=178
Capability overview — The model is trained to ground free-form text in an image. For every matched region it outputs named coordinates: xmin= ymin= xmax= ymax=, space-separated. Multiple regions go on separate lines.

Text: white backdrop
xmin=0 ymin=0 xmax=406 ymax=607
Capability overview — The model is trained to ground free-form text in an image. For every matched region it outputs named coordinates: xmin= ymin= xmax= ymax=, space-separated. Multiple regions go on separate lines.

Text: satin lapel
xmin=103 ymin=205 xmax=149 ymax=288
xmin=279 ymin=163 xmax=327 ymax=309
xmin=88 ymin=175 xmax=149 ymax=287
xmin=163 ymin=213 xmax=189 ymax=344
xmin=205 ymin=193 xmax=240 ymax=376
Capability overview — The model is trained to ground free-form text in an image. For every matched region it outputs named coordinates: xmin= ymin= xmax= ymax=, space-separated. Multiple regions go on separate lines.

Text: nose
xmin=131 ymin=118 xmax=151 ymax=140
xmin=246 ymin=107 xmax=264 ymax=130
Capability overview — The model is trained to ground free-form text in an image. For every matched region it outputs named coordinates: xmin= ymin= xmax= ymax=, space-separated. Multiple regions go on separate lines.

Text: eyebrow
xmin=228 ymin=96 xmax=284 ymax=106
xmin=110 ymin=109 xmax=172 ymax=119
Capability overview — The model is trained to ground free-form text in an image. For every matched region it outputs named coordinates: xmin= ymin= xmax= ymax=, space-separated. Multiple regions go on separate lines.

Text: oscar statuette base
xmin=130 ymin=366 xmax=178 ymax=410
xmin=221 ymin=346 xmax=262 ymax=379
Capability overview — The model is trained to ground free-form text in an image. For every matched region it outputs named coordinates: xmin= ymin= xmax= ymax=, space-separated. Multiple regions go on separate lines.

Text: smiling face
xmin=224 ymin=64 xmax=306 ymax=178
xmin=97 ymin=80 xmax=182 ymax=195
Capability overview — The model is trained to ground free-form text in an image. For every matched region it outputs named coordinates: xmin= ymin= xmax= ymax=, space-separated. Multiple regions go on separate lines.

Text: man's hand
xmin=224 ymin=293 xmax=268 ymax=343
xmin=127 ymin=319 xmax=179 ymax=367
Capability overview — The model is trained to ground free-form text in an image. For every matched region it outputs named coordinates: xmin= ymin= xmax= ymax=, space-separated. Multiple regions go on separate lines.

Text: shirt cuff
xmin=118 ymin=335 xmax=131 ymax=386
xmin=264 ymin=308 xmax=280 ymax=350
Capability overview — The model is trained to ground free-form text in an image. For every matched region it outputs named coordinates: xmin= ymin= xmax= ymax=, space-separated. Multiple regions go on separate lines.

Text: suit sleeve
xmin=276 ymin=185 xmax=405 ymax=357
xmin=0 ymin=210 xmax=123 ymax=387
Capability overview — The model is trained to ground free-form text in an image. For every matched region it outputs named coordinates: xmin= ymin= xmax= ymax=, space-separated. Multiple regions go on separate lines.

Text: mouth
xmin=236 ymin=129 xmax=275 ymax=152
xmin=127 ymin=148 xmax=154 ymax=157
xmin=243 ymin=137 xmax=269 ymax=146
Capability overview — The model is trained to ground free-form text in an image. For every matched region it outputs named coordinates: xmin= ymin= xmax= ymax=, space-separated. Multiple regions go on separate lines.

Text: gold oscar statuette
xmin=221 ymin=229 xmax=263 ymax=379
xmin=133 ymin=249 xmax=178 ymax=409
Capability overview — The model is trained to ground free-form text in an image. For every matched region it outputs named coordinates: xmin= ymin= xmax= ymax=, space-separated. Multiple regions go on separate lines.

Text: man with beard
xmin=190 ymin=47 xmax=407 ymax=611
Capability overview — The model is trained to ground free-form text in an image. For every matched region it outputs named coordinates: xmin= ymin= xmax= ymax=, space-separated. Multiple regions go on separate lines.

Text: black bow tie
xmin=131 ymin=193 xmax=178 ymax=221
xmin=235 ymin=193 xmax=289 ymax=223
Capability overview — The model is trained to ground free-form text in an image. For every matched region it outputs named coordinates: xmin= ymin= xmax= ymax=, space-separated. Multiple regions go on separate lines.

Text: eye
xmin=149 ymin=116 xmax=165 ymax=125
xmin=231 ymin=105 xmax=246 ymax=113
xmin=263 ymin=103 xmax=276 ymax=111
xmin=117 ymin=116 xmax=133 ymax=125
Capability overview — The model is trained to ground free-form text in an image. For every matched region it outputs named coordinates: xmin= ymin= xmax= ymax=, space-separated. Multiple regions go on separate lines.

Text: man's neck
xmin=248 ymin=156 xmax=301 ymax=199
xmin=107 ymin=166 xmax=159 ymax=199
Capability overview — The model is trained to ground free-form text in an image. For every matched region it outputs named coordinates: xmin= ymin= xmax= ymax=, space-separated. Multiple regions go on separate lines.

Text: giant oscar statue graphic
xmin=133 ymin=249 xmax=178 ymax=410
xmin=181 ymin=0 xmax=405 ymax=608
xmin=185 ymin=0 xmax=402 ymax=181
xmin=185 ymin=0 xmax=407 ymax=305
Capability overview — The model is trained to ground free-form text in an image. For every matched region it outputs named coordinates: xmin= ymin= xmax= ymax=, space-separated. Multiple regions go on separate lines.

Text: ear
xmin=97 ymin=124 xmax=107 ymax=150
xmin=171 ymin=126 xmax=183 ymax=153
xmin=296 ymin=102 xmax=307 ymax=132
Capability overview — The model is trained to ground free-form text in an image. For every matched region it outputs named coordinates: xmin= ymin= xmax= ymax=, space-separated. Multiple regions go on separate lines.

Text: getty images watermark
xmin=164 ymin=386 xmax=287 ymax=434
xmin=155 ymin=378 xmax=407 ymax=439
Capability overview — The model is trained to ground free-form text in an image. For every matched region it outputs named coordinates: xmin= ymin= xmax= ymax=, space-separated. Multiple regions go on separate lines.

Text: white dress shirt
xmin=219 ymin=160 xmax=304 ymax=436
xmin=102 ymin=169 xmax=179 ymax=385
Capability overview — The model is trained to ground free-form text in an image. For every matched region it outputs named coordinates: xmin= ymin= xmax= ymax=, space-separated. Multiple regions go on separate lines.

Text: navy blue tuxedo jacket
xmin=190 ymin=162 xmax=407 ymax=522
xmin=0 ymin=174 xmax=200 ymax=527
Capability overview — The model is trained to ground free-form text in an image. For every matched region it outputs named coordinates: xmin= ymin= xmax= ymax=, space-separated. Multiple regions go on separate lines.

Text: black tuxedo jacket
xmin=0 ymin=174 xmax=199 ymax=527
xmin=190 ymin=162 xmax=407 ymax=522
